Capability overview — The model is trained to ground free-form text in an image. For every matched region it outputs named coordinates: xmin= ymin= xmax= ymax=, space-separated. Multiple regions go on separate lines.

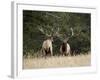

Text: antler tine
xmin=38 ymin=26 xmax=44 ymax=34
xmin=38 ymin=26 xmax=50 ymax=37
xmin=55 ymin=27 xmax=60 ymax=36
xmin=70 ymin=27 xmax=74 ymax=36
xmin=64 ymin=27 xmax=74 ymax=42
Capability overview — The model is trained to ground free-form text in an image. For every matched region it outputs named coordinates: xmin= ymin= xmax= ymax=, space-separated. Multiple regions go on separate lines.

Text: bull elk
xmin=38 ymin=25 xmax=59 ymax=57
xmin=38 ymin=13 xmax=62 ymax=57
xmin=60 ymin=40 xmax=71 ymax=56
xmin=57 ymin=28 xmax=74 ymax=56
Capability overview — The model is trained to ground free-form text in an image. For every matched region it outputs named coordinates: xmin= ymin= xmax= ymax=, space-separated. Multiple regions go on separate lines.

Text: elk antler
xmin=65 ymin=27 xmax=74 ymax=41
xmin=70 ymin=27 xmax=74 ymax=37
xmin=52 ymin=27 xmax=60 ymax=37
xmin=38 ymin=25 xmax=51 ymax=37
xmin=52 ymin=27 xmax=65 ymax=41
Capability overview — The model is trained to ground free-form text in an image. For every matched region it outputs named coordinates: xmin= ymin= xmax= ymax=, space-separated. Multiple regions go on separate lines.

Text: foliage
xmin=23 ymin=10 xmax=91 ymax=57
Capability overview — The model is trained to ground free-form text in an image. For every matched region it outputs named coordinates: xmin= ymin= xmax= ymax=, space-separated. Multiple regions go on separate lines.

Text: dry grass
xmin=23 ymin=54 xmax=91 ymax=69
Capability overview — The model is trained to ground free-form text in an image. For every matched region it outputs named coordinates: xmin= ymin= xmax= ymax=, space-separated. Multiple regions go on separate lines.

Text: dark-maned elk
xmin=60 ymin=40 xmax=71 ymax=56
xmin=57 ymin=28 xmax=74 ymax=56
xmin=38 ymin=25 xmax=59 ymax=57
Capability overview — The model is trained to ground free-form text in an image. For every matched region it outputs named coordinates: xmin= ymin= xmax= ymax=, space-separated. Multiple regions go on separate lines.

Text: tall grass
xmin=23 ymin=54 xmax=91 ymax=69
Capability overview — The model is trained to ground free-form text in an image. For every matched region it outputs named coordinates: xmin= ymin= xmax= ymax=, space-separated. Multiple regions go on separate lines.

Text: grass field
xmin=23 ymin=54 xmax=91 ymax=69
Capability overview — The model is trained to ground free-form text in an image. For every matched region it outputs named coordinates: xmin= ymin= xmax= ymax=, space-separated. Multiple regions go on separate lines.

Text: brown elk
xmin=60 ymin=40 xmax=71 ymax=56
xmin=57 ymin=28 xmax=74 ymax=56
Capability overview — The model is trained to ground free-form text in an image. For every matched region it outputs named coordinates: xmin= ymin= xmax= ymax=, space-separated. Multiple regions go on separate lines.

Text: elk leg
xmin=41 ymin=48 xmax=46 ymax=58
xmin=68 ymin=51 xmax=71 ymax=56
xmin=50 ymin=47 xmax=53 ymax=56
xmin=64 ymin=52 xmax=67 ymax=56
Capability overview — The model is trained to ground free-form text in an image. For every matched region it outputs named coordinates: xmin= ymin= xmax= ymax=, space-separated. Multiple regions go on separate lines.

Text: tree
xmin=23 ymin=10 xmax=91 ymax=57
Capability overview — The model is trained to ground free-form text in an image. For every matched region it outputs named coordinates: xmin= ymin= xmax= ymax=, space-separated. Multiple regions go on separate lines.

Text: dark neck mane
xmin=62 ymin=42 xmax=67 ymax=52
